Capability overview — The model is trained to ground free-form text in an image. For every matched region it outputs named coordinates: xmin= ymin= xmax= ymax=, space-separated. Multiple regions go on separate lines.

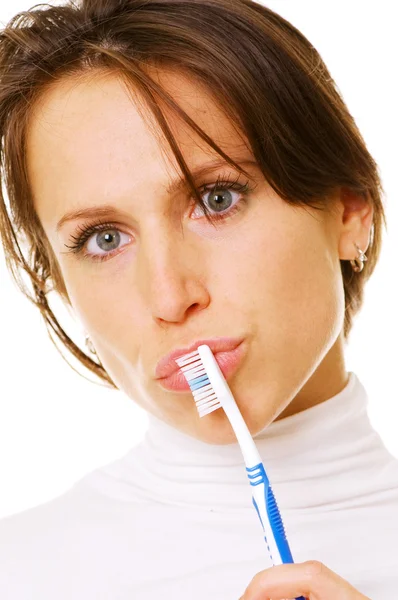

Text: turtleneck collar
xmin=110 ymin=371 xmax=391 ymax=512
xmin=146 ymin=370 xmax=361 ymax=457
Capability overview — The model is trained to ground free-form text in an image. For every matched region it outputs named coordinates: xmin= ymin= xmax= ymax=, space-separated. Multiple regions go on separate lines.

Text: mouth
xmin=156 ymin=339 xmax=247 ymax=392
xmin=155 ymin=336 xmax=244 ymax=379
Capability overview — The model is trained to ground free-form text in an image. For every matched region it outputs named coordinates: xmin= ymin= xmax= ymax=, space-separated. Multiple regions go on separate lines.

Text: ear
xmin=336 ymin=187 xmax=374 ymax=261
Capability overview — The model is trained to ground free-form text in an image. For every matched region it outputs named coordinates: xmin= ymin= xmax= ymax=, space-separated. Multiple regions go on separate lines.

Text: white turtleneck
xmin=1 ymin=371 xmax=398 ymax=599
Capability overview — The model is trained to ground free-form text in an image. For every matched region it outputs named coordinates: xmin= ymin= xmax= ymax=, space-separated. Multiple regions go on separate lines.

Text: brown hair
xmin=0 ymin=0 xmax=386 ymax=389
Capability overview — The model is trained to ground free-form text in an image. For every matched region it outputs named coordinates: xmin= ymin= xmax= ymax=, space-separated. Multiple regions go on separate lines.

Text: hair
xmin=0 ymin=0 xmax=386 ymax=389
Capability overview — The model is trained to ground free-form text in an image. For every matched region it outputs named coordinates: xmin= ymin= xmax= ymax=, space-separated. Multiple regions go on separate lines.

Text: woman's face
xmin=26 ymin=69 xmax=373 ymax=444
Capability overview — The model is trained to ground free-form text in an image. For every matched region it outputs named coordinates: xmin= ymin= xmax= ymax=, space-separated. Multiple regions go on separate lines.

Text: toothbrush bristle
xmin=175 ymin=349 xmax=222 ymax=417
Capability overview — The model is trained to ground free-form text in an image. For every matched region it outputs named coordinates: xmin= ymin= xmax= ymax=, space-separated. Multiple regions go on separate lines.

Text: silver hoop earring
xmin=85 ymin=335 xmax=97 ymax=356
xmin=350 ymin=242 xmax=368 ymax=273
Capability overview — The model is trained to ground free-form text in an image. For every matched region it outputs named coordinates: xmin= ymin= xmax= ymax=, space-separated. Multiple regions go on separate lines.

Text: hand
xmin=239 ymin=560 xmax=371 ymax=600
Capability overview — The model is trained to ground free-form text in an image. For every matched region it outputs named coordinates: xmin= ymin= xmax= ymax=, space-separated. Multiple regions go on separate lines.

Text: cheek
xmin=228 ymin=209 xmax=344 ymax=351
xmin=56 ymin=262 xmax=126 ymax=337
xmin=57 ymin=265 xmax=98 ymax=321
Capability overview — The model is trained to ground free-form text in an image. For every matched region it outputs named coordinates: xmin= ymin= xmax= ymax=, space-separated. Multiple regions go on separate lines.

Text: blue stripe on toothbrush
xmin=248 ymin=463 xmax=306 ymax=600
xmin=188 ymin=374 xmax=211 ymax=390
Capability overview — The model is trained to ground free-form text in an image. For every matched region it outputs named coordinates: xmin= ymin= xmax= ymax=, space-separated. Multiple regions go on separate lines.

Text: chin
xmin=192 ymin=409 xmax=266 ymax=446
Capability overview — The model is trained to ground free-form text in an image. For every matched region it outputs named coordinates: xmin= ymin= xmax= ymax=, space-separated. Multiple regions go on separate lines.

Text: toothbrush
xmin=175 ymin=343 xmax=306 ymax=600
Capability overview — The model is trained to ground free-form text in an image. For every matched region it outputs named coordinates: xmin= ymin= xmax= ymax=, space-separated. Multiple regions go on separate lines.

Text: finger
xmin=242 ymin=560 xmax=369 ymax=600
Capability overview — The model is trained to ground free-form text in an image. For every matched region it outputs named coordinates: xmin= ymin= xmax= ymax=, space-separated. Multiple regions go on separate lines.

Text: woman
xmin=0 ymin=0 xmax=396 ymax=598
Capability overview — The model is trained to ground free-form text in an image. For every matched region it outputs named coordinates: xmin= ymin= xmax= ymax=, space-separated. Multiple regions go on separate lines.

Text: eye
xmin=63 ymin=173 xmax=255 ymax=263
xmin=191 ymin=180 xmax=246 ymax=221
xmin=86 ymin=228 xmax=131 ymax=257
xmin=63 ymin=221 xmax=132 ymax=263
xmin=188 ymin=172 xmax=254 ymax=224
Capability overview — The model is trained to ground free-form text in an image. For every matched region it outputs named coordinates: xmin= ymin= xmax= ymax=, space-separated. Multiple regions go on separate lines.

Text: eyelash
xmin=63 ymin=173 xmax=253 ymax=263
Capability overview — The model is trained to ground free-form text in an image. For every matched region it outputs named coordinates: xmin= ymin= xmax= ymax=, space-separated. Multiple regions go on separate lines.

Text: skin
xmin=239 ymin=559 xmax=371 ymax=599
xmin=26 ymin=68 xmax=374 ymax=598
xmin=26 ymin=68 xmax=373 ymax=447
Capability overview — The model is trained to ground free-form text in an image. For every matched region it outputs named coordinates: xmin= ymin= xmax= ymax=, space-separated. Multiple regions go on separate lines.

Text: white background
xmin=0 ymin=1 xmax=397 ymax=519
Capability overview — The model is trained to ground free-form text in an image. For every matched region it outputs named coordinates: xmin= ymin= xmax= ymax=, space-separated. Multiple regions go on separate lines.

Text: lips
xmin=156 ymin=339 xmax=247 ymax=392
xmin=155 ymin=336 xmax=245 ymax=381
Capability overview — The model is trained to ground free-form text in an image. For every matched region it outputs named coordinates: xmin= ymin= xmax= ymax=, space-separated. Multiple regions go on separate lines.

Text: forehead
xmin=26 ymin=69 xmax=249 ymax=209
xmin=25 ymin=69 xmax=252 ymax=234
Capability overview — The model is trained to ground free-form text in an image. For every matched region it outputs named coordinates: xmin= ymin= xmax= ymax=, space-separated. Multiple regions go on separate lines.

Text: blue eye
xmin=86 ymin=229 xmax=131 ymax=256
xmin=63 ymin=174 xmax=253 ymax=263
xmin=191 ymin=180 xmax=249 ymax=221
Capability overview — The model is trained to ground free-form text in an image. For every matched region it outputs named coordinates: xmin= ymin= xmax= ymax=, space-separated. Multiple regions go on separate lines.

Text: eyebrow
xmin=55 ymin=157 xmax=257 ymax=233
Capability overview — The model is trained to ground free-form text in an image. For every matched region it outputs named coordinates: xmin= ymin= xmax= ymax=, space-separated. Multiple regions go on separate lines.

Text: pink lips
xmin=155 ymin=337 xmax=246 ymax=392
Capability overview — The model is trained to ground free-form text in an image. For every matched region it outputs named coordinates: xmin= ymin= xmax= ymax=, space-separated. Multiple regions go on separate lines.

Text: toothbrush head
xmin=175 ymin=346 xmax=222 ymax=418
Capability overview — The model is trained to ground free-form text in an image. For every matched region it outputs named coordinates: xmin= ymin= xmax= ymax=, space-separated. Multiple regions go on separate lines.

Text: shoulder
xmin=0 ymin=447 xmax=146 ymax=552
xmin=0 ymin=485 xmax=76 ymax=597
xmin=0 ymin=479 xmax=98 ymax=559
xmin=0 ymin=461 xmax=154 ymax=599
xmin=0 ymin=475 xmax=127 ymax=598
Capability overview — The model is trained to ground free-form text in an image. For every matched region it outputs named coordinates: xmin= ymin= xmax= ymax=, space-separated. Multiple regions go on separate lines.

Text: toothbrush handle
xmin=247 ymin=463 xmax=306 ymax=600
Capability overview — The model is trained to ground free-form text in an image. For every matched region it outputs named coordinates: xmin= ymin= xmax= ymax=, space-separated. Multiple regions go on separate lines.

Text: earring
xmin=350 ymin=242 xmax=368 ymax=273
xmin=85 ymin=335 xmax=97 ymax=356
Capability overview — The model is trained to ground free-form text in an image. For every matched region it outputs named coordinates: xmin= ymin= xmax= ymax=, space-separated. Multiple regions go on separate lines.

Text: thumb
xmin=240 ymin=561 xmax=369 ymax=600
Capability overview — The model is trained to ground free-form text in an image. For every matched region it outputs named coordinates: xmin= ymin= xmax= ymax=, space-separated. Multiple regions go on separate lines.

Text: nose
xmin=139 ymin=222 xmax=210 ymax=324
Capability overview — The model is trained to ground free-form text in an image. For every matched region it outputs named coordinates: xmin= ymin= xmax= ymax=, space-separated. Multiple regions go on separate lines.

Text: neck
xmin=275 ymin=334 xmax=348 ymax=421
xmin=134 ymin=372 xmax=378 ymax=511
